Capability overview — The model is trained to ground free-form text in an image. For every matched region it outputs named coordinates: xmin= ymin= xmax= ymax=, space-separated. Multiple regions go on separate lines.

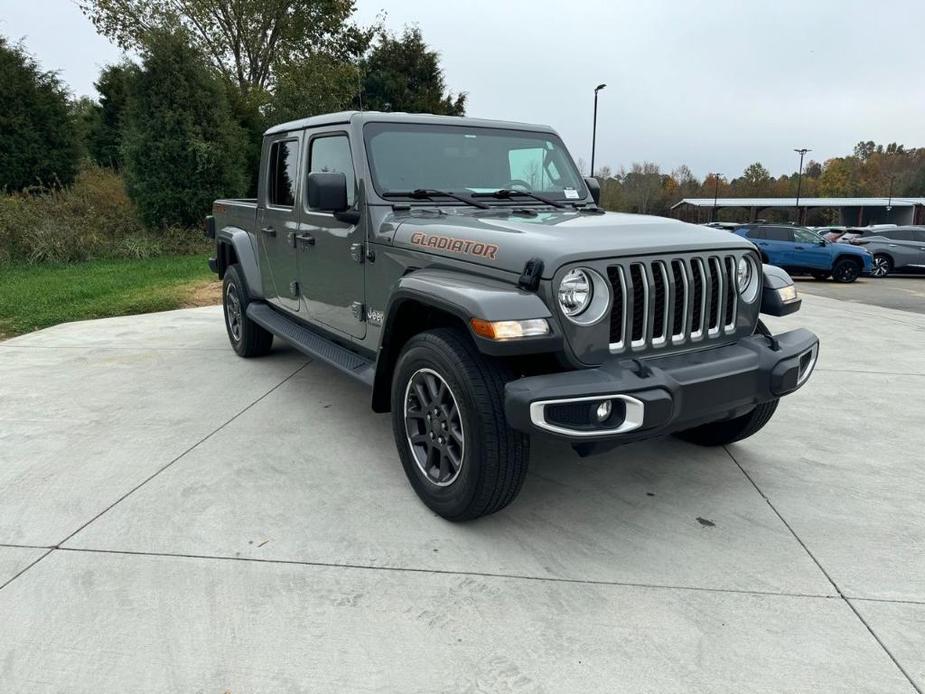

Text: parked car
xmin=734 ymin=224 xmax=872 ymax=282
xmin=207 ymin=111 xmax=818 ymax=521
xmin=854 ymin=226 xmax=925 ymax=277
xmin=702 ymin=222 xmax=744 ymax=231
xmin=840 ymin=225 xmax=899 ymax=245
xmin=811 ymin=226 xmax=847 ymax=242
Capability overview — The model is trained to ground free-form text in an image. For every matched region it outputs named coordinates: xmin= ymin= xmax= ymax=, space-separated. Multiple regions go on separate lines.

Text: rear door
xmin=297 ymin=129 xmax=366 ymax=339
xmin=257 ymin=134 xmax=303 ymax=312
xmin=758 ymin=226 xmax=794 ymax=266
xmin=913 ymin=230 xmax=925 ymax=266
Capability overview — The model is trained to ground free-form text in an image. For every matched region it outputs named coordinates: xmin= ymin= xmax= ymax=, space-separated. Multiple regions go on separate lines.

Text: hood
xmin=388 ymin=209 xmax=754 ymax=277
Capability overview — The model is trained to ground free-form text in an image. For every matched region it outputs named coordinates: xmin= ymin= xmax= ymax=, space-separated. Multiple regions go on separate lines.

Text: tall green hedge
xmin=122 ymin=31 xmax=247 ymax=228
xmin=0 ymin=36 xmax=80 ymax=191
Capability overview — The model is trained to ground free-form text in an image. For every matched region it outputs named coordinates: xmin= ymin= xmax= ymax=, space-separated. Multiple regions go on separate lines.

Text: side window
xmin=913 ymin=230 xmax=925 ymax=243
xmin=746 ymin=227 xmax=765 ymax=239
xmin=310 ymin=135 xmax=356 ymax=207
xmin=765 ymin=227 xmax=793 ymax=242
xmin=889 ymin=230 xmax=912 ymax=241
xmin=793 ymin=228 xmax=820 ymax=243
xmin=268 ymin=139 xmax=299 ymax=207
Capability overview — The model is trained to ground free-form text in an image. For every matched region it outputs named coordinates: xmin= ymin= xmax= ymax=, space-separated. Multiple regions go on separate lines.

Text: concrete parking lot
xmin=797 ymin=275 xmax=925 ymax=315
xmin=1 ymin=294 xmax=923 ymax=692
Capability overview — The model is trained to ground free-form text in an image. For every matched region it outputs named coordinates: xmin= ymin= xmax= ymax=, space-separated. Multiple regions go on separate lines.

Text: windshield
xmin=363 ymin=122 xmax=587 ymax=201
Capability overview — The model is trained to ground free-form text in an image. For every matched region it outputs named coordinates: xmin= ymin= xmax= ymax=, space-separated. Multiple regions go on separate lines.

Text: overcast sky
xmin=3 ymin=0 xmax=923 ymax=178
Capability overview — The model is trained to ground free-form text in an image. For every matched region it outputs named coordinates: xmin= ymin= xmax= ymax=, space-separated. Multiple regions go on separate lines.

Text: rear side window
xmin=268 ymin=139 xmax=299 ymax=207
xmin=310 ymin=135 xmax=356 ymax=207
xmin=763 ymin=227 xmax=793 ymax=241
xmin=888 ymin=230 xmax=913 ymax=241
xmin=913 ymin=230 xmax=925 ymax=242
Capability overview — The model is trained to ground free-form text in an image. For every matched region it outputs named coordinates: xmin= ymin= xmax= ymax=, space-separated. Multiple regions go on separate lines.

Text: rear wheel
xmin=674 ymin=399 xmax=779 ymax=447
xmin=871 ymin=254 xmax=892 ymax=278
xmin=390 ymin=328 xmax=529 ymax=521
xmin=222 ymin=264 xmax=274 ymax=357
xmin=832 ymin=258 xmax=861 ymax=283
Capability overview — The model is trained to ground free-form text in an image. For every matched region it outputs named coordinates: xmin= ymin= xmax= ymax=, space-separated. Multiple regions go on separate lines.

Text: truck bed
xmin=213 ymin=198 xmax=258 ymax=233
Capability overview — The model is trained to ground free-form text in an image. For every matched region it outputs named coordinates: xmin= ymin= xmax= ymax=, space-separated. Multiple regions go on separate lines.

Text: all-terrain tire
xmin=674 ymin=399 xmax=779 ymax=447
xmin=222 ymin=264 xmax=274 ymax=357
xmin=390 ymin=327 xmax=529 ymax=521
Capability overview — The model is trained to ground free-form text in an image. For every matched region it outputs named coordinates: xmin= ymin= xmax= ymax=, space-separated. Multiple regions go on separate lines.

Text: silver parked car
xmin=856 ymin=226 xmax=925 ymax=277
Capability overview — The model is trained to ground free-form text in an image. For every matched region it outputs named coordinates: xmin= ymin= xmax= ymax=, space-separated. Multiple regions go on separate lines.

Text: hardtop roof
xmin=264 ymin=111 xmax=557 ymax=137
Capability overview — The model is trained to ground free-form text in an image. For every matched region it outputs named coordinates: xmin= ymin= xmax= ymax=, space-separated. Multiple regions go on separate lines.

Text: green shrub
xmin=0 ymin=36 xmax=81 ymax=191
xmin=0 ymin=164 xmax=208 ymax=265
xmin=122 ymin=31 xmax=247 ymax=228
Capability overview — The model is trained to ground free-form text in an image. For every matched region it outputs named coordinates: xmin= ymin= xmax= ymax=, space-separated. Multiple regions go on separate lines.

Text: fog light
xmin=594 ymin=400 xmax=612 ymax=422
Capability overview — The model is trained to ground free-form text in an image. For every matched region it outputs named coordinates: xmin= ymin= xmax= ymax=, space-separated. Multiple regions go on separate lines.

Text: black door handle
xmin=295 ymin=233 xmax=315 ymax=246
xmin=260 ymin=226 xmax=276 ymax=237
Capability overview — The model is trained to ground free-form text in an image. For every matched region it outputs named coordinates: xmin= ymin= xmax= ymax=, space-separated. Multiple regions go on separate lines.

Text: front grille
xmin=607 ymin=254 xmax=740 ymax=353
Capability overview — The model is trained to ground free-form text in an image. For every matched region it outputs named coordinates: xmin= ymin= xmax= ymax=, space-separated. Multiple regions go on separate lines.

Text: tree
xmin=78 ymin=0 xmax=369 ymax=95
xmin=0 ymin=36 xmax=80 ymax=190
xmin=736 ymin=162 xmax=772 ymax=196
xmin=621 ymin=162 xmax=664 ymax=214
xmin=88 ymin=63 xmax=136 ymax=168
xmin=361 ymin=27 xmax=465 ymax=115
xmin=122 ymin=31 xmax=247 ymax=227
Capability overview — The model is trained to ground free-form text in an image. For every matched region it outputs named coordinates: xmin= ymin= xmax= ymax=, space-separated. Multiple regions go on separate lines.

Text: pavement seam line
xmin=0 ymin=548 xmax=55 ymax=592
xmin=54 ymin=545 xmax=838 ymax=601
xmin=54 ymin=359 xmax=312 ymax=549
xmin=724 ymin=445 xmax=923 ymax=694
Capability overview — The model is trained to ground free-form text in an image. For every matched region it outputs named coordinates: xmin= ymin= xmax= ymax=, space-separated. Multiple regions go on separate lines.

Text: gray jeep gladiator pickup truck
xmin=207 ymin=111 xmax=818 ymax=521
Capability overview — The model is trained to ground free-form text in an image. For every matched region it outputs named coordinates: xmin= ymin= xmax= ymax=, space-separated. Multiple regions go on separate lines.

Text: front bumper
xmin=505 ymin=328 xmax=819 ymax=443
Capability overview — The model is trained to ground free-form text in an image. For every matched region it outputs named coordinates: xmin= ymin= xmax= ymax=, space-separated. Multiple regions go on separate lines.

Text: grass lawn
xmin=0 ymin=255 xmax=220 ymax=338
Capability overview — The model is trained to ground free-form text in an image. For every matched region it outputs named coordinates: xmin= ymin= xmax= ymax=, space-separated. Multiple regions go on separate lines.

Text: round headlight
xmin=558 ymin=269 xmax=593 ymax=317
xmin=736 ymin=257 xmax=752 ymax=293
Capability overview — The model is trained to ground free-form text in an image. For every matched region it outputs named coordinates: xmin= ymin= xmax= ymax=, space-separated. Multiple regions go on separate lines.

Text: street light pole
xmin=886 ymin=175 xmax=895 ymax=213
xmin=794 ymin=148 xmax=811 ymax=224
xmin=591 ymin=83 xmax=606 ymax=177
xmin=711 ymin=173 xmax=722 ymax=222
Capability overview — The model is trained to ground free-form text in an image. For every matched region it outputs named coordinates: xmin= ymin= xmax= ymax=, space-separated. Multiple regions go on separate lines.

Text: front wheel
xmin=832 ymin=258 xmax=861 ymax=283
xmin=674 ymin=399 xmax=779 ymax=447
xmin=871 ymin=254 xmax=892 ymax=278
xmin=390 ymin=328 xmax=529 ymax=521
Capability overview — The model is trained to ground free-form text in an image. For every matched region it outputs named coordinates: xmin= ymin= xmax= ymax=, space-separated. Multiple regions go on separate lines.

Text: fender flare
xmin=216 ymin=227 xmax=264 ymax=298
xmin=371 ymin=268 xmax=561 ymax=412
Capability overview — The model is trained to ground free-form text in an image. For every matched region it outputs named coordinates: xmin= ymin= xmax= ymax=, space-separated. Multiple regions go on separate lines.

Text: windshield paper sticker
xmin=564 ymin=188 xmax=580 ymax=199
xmin=410 ymin=231 xmax=499 ymax=260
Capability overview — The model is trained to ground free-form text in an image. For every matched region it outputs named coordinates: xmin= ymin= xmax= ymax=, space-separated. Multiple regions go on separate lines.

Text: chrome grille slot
xmin=629 ymin=263 xmax=647 ymax=347
xmin=607 ymin=253 xmax=743 ymax=354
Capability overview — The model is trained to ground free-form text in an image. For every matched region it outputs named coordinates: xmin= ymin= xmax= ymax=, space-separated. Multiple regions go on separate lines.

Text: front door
xmin=257 ymin=134 xmax=302 ymax=312
xmin=297 ymin=130 xmax=366 ymax=339
xmin=792 ymin=227 xmax=831 ymax=270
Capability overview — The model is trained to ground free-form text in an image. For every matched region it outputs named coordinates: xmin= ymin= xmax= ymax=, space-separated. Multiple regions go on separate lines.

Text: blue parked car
xmin=734 ymin=224 xmax=872 ymax=283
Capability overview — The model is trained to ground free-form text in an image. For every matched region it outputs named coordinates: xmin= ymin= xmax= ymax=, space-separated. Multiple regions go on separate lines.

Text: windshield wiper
xmin=382 ymin=188 xmax=490 ymax=209
xmin=471 ymin=188 xmax=566 ymax=209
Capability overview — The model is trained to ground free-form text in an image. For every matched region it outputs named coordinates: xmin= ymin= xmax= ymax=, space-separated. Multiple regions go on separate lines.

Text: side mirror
xmin=760 ymin=264 xmax=802 ymax=316
xmin=818 ymin=240 xmax=826 ymax=246
xmin=307 ymin=171 xmax=348 ymax=213
xmin=584 ymin=176 xmax=601 ymax=205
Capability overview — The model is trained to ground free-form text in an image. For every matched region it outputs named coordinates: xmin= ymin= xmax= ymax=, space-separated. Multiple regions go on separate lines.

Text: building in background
xmin=672 ymin=197 xmax=925 ymax=226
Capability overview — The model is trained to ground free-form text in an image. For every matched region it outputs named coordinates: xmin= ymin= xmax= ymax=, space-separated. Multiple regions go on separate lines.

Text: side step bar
xmin=246 ymin=302 xmax=375 ymax=387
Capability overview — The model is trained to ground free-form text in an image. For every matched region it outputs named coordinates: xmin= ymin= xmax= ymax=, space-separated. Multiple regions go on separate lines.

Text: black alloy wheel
xmin=832 ymin=259 xmax=860 ymax=283
xmin=404 ymin=367 xmax=465 ymax=486
xmin=225 ymin=282 xmax=243 ymax=343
